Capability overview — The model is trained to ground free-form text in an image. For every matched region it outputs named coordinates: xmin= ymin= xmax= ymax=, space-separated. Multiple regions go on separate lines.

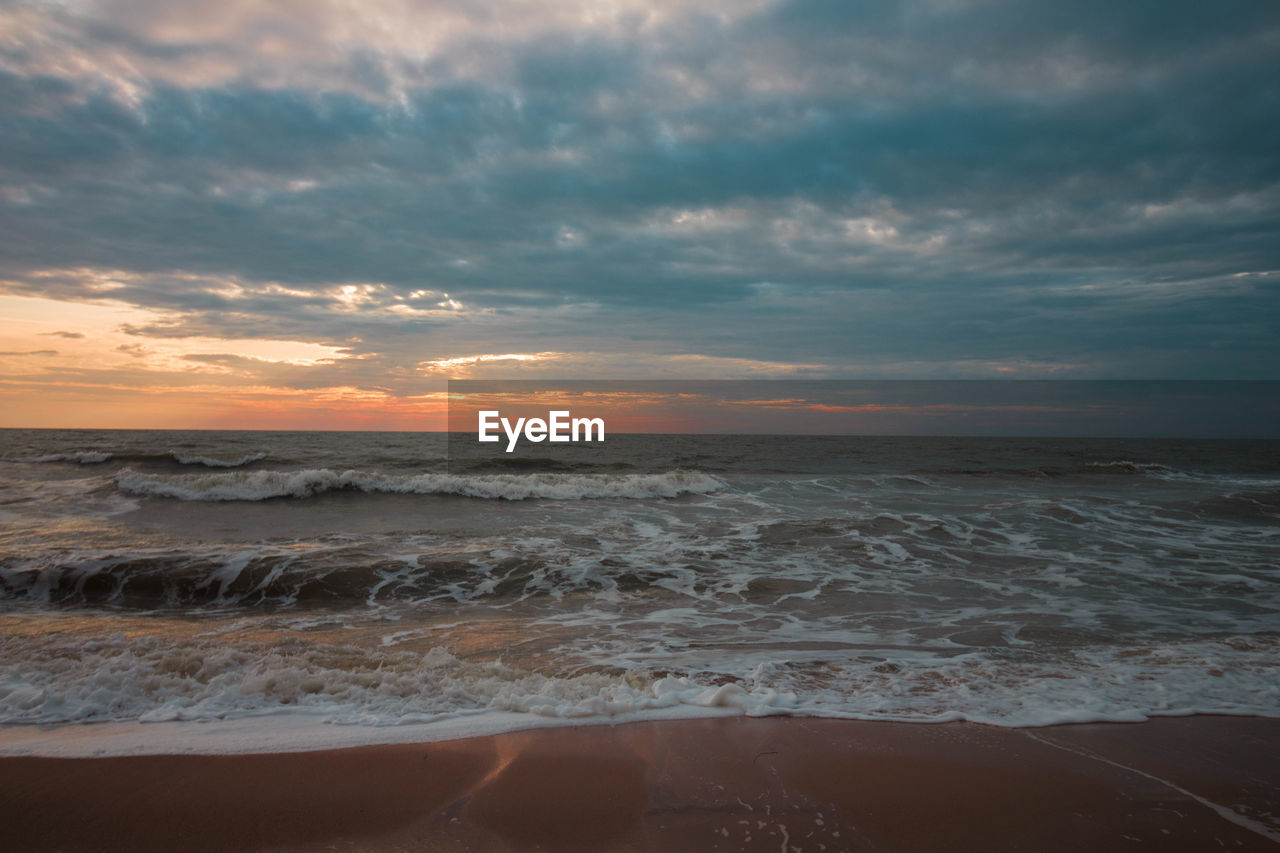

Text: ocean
xmin=1 ymin=429 xmax=1277 ymax=754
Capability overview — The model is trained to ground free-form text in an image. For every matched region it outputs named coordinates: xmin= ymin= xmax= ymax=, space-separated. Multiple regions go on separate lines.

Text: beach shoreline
xmin=2 ymin=714 xmax=1277 ymax=851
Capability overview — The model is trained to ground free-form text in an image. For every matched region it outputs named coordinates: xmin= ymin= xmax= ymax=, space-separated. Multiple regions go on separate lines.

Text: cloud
xmin=0 ymin=0 xmax=1277 ymax=429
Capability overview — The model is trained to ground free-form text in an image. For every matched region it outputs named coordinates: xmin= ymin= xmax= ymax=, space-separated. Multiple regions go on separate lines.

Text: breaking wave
xmin=2 ymin=633 xmax=1277 ymax=730
xmin=13 ymin=450 xmax=266 ymax=468
xmin=1086 ymin=460 xmax=1173 ymax=473
xmin=168 ymin=451 xmax=266 ymax=468
xmin=0 ymin=637 xmax=780 ymax=727
xmin=115 ymin=468 xmax=725 ymax=501
xmin=16 ymin=451 xmax=113 ymax=464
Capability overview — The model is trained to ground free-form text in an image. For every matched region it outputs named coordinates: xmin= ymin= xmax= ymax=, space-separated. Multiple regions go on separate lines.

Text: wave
xmin=2 ymin=632 xmax=1277 ymax=733
xmin=1086 ymin=460 xmax=1173 ymax=473
xmin=0 ymin=533 xmax=721 ymax=607
xmin=907 ymin=460 xmax=1181 ymax=479
xmin=16 ymin=451 xmax=113 ymax=464
xmin=168 ymin=451 xmax=266 ymax=468
xmin=0 ymin=636 xmax=790 ymax=730
xmin=114 ymin=468 xmax=724 ymax=501
xmin=12 ymin=450 xmax=266 ymax=468
xmin=1189 ymin=488 xmax=1280 ymax=521
xmin=0 ymin=547 xmax=399 ymax=607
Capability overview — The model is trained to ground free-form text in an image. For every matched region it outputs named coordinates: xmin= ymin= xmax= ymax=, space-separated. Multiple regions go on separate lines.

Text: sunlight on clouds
xmin=176 ymin=338 xmax=346 ymax=366
xmin=422 ymin=351 xmax=831 ymax=379
xmin=0 ymin=294 xmax=349 ymax=372
xmin=333 ymin=284 xmax=381 ymax=309
xmin=419 ymin=352 xmax=563 ymax=373
xmin=331 ymin=284 xmax=465 ymax=315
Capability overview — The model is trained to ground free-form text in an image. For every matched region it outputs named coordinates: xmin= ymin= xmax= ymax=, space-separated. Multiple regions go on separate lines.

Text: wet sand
xmin=1 ymin=715 xmax=1277 ymax=851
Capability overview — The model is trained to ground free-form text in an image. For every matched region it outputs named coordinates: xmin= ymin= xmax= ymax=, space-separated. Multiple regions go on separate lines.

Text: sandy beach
xmin=2 ymin=715 xmax=1277 ymax=851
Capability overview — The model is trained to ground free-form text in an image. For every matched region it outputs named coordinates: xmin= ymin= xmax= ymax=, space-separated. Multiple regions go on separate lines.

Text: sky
xmin=1 ymin=0 xmax=1278 ymax=429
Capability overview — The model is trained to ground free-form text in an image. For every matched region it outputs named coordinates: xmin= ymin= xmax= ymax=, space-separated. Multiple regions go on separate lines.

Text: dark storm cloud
xmin=1 ymin=0 xmax=1278 ymax=378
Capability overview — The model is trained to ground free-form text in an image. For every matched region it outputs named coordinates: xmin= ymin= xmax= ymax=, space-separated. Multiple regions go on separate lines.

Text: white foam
xmin=0 ymin=703 xmax=741 ymax=758
xmin=0 ymin=637 xmax=794 ymax=758
xmin=115 ymin=468 xmax=725 ymax=501
xmin=169 ymin=451 xmax=267 ymax=468
xmin=1 ymin=631 xmax=1277 ymax=757
xmin=1086 ymin=460 xmax=1171 ymax=472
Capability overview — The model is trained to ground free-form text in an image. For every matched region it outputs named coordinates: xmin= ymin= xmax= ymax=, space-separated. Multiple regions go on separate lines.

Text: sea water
xmin=1 ymin=430 xmax=1277 ymax=755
